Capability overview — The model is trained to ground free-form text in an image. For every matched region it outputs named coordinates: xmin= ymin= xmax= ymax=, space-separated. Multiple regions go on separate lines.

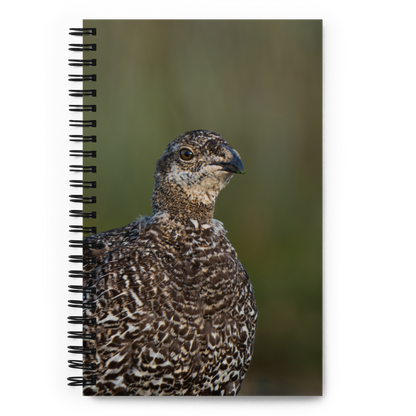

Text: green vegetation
xmin=83 ymin=20 xmax=322 ymax=395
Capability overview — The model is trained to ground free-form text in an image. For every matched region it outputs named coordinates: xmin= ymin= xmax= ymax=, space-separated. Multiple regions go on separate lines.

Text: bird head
xmin=151 ymin=130 xmax=245 ymax=223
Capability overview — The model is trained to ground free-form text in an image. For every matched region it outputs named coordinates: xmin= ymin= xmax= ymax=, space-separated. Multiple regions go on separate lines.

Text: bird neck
xmin=151 ymin=178 xmax=216 ymax=224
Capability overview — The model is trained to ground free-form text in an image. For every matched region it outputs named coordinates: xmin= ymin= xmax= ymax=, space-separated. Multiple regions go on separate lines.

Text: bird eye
xmin=180 ymin=148 xmax=194 ymax=161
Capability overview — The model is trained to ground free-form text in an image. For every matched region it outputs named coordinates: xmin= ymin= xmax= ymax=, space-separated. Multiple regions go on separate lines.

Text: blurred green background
xmin=82 ymin=20 xmax=322 ymax=395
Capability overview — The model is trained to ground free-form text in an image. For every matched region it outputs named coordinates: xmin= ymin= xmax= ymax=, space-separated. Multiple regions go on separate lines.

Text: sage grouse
xmin=82 ymin=130 xmax=257 ymax=396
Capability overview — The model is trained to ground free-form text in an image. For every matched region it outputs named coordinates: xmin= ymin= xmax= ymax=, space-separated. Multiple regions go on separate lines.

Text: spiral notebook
xmin=68 ymin=20 xmax=323 ymax=396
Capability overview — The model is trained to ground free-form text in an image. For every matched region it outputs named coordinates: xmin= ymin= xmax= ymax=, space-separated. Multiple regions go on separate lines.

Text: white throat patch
xmin=168 ymin=164 xmax=233 ymax=205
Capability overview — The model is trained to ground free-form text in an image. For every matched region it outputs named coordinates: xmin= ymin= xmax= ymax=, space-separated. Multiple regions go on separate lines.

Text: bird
xmin=82 ymin=130 xmax=257 ymax=396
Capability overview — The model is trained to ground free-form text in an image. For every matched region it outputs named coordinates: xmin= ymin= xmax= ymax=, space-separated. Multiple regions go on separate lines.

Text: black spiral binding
xmin=68 ymin=27 xmax=97 ymax=388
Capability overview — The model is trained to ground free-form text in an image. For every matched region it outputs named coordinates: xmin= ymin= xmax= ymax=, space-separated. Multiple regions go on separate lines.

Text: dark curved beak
xmin=211 ymin=148 xmax=246 ymax=174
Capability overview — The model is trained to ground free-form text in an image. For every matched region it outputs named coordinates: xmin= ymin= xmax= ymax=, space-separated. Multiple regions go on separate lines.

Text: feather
xmin=82 ymin=130 xmax=257 ymax=396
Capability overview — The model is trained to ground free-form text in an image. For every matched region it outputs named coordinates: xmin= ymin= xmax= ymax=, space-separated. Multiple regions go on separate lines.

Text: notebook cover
xmin=70 ymin=20 xmax=322 ymax=396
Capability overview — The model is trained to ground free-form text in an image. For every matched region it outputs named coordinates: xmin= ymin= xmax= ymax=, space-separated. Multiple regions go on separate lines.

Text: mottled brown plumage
xmin=82 ymin=130 xmax=257 ymax=396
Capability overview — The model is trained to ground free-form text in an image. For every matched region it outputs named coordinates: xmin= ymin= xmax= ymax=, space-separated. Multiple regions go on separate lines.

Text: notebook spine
xmin=68 ymin=27 xmax=97 ymax=388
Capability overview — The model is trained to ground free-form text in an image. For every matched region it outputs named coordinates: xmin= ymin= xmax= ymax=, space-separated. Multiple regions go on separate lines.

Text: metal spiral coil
xmin=69 ymin=104 xmax=97 ymax=112
xmin=68 ymin=27 xmax=97 ymax=387
xmin=69 ymin=59 xmax=97 ymax=67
